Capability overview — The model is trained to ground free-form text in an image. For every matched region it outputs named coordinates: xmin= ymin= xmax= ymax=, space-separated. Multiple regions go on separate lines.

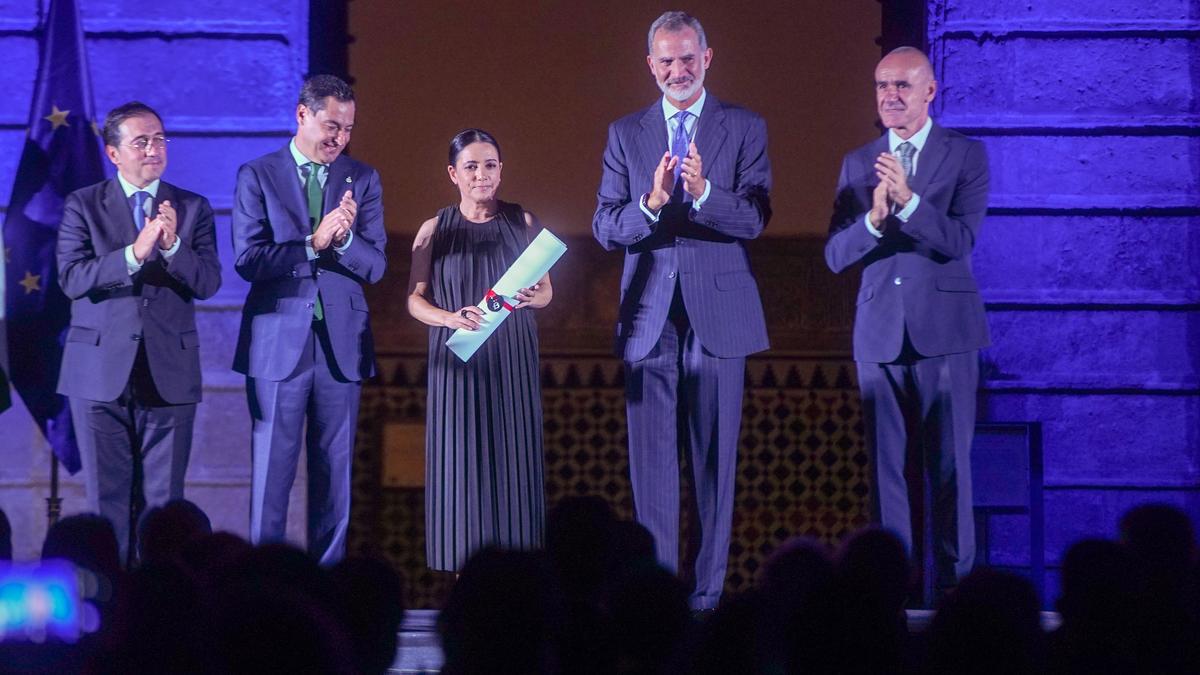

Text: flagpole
xmin=47 ymin=454 xmax=62 ymax=526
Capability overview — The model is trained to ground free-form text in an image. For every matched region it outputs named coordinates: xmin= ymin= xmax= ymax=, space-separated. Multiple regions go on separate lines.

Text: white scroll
xmin=445 ymin=228 xmax=567 ymax=362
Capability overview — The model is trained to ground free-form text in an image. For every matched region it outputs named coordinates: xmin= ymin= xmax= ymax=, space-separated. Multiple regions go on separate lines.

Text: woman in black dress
xmin=407 ymin=129 xmax=551 ymax=571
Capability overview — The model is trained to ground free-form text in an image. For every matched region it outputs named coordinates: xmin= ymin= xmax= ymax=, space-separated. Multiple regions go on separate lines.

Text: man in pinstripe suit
xmin=592 ymin=11 xmax=771 ymax=610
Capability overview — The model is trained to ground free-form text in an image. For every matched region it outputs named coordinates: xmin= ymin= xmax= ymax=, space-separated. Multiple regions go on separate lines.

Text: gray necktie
xmin=896 ymin=141 xmax=916 ymax=177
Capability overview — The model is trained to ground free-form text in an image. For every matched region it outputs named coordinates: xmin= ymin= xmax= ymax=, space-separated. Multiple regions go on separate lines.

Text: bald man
xmin=825 ymin=47 xmax=990 ymax=594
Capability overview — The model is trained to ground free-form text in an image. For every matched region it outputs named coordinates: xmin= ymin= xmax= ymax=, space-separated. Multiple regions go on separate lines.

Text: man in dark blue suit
xmin=57 ymin=102 xmax=222 ymax=564
xmin=593 ymin=11 xmax=771 ymax=610
xmin=232 ymin=75 xmax=387 ymax=564
xmin=825 ymin=47 xmax=990 ymax=593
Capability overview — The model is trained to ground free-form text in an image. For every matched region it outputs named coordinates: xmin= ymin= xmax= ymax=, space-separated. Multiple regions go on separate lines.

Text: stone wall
xmin=928 ymin=0 xmax=1200 ymax=598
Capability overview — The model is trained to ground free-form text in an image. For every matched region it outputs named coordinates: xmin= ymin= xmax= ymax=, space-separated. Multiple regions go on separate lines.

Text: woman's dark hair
xmin=448 ymin=128 xmax=502 ymax=165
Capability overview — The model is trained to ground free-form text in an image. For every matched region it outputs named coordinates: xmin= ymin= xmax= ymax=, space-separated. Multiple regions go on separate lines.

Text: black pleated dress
xmin=424 ymin=201 xmax=545 ymax=571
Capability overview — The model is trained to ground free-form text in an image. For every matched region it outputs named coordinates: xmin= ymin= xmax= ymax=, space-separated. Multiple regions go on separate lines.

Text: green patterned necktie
xmin=305 ymin=162 xmax=325 ymax=321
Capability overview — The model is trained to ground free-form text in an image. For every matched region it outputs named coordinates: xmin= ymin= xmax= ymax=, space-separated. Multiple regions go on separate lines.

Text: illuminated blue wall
xmin=0 ymin=0 xmax=307 ymax=301
xmin=929 ymin=0 xmax=1200 ymax=597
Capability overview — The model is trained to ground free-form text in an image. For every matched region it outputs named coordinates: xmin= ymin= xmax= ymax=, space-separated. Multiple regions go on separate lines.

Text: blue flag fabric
xmin=2 ymin=0 xmax=106 ymax=474
xmin=0 ymin=243 xmax=8 ymax=412
xmin=0 ymin=357 xmax=9 ymax=414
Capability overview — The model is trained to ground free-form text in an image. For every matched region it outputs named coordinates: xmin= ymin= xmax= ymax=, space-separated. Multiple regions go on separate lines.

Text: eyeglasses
xmin=125 ymin=136 xmax=170 ymax=152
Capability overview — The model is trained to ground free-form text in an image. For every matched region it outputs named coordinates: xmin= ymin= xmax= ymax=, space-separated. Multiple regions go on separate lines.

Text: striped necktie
xmin=896 ymin=141 xmax=916 ymax=178
xmin=671 ymin=110 xmax=691 ymax=186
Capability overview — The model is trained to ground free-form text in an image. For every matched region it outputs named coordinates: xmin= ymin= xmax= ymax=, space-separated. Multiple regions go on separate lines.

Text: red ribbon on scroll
xmin=485 ymin=289 xmax=515 ymax=313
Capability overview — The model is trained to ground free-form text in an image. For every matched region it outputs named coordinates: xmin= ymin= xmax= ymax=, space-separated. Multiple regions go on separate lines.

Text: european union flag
xmin=0 ymin=329 xmax=9 ymax=413
xmin=0 ymin=238 xmax=9 ymax=413
xmin=2 ymin=0 xmax=106 ymax=474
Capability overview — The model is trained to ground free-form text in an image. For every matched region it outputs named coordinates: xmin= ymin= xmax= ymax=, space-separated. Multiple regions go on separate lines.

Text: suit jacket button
xmin=306 ymin=302 xmax=314 ymax=309
xmin=893 ymin=277 xmax=902 ymax=286
xmin=668 ymin=272 xmax=677 ymax=279
xmin=131 ymin=334 xmax=142 ymax=341
xmin=142 ymin=299 xmax=150 ymax=307
xmin=291 ymin=270 xmax=298 ymax=278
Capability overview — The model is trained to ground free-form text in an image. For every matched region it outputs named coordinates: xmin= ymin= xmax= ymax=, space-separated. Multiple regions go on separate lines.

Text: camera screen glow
xmin=0 ymin=561 xmax=82 ymax=643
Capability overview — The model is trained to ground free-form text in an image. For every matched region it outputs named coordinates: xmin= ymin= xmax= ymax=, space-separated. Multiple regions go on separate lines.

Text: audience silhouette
xmin=1 ymin=500 xmax=1196 ymax=674
xmin=136 ymin=498 xmax=212 ymax=567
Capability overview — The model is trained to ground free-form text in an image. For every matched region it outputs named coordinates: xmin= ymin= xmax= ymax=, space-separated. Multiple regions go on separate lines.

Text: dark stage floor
xmin=386 ymin=609 xmax=1064 ymax=673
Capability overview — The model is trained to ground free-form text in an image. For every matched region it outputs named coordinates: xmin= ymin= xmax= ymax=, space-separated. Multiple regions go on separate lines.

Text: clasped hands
xmin=645 ymin=142 xmax=705 ymax=212
xmin=132 ymin=200 xmax=179 ymax=263
xmin=445 ymin=283 xmax=547 ymax=331
xmin=312 ymin=190 xmax=357 ymax=252
xmin=869 ymin=152 xmax=914 ymax=231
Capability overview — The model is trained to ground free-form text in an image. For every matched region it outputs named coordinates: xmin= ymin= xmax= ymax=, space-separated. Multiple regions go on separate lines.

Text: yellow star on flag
xmin=19 ymin=270 xmax=42 ymax=294
xmin=44 ymin=104 xmax=70 ymax=130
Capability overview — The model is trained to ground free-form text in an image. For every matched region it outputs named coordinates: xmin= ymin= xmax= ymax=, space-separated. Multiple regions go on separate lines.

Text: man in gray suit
xmin=825 ymin=47 xmax=990 ymax=593
xmin=232 ymin=75 xmax=386 ymax=564
xmin=593 ymin=11 xmax=771 ymax=610
xmin=57 ymin=102 xmax=222 ymax=564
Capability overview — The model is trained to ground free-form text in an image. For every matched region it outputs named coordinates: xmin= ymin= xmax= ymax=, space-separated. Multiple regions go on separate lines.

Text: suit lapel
xmin=636 ymin=103 xmax=668 ymax=187
xmin=911 ymin=122 xmax=948 ymax=196
xmin=266 ymin=145 xmax=310 ymax=236
xmin=325 ymin=156 xmax=352 ymax=213
xmin=692 ymin=95 xmax=727 ymax=179
xmin=871 ymin=134 xmax=890 ymax=157
xmin=155 ymin=182 xmax=172 ymax=220
xmin=102 ymin=178 xmax=138 ymax=241
xmin=157 ymin=182 xmax=179 ymax=240
xmin=860 ymin=135 xmax=889 ymax=190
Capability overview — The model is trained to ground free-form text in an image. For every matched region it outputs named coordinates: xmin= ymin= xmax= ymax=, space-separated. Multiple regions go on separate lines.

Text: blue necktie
xmin=671 ymin=110 xmax=691 ymax=186
xmin=130 ymin=190 xmax=150 ymax=229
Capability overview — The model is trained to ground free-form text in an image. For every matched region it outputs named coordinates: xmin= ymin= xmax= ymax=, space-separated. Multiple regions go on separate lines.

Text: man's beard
xmin=659 ymin=76 xmax=702 ymax=103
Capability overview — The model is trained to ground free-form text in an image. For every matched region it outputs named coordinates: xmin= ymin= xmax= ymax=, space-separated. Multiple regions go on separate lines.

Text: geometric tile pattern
xmin=350 ymin=354 xmax=868 ymax=609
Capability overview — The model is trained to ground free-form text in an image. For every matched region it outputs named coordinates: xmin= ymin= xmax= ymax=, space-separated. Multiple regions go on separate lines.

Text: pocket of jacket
xmin=66 ymin=326 xmax=100 ymax=345
xmin=935 ymin=276 xmax=979 ymax=293
xmin=180 ymin=329 xmax=200 ymax=350
xmin=714 ymin=270 xmax=754 ymax=291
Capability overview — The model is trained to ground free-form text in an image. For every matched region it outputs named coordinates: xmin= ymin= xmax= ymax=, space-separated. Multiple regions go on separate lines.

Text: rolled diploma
xmin=445 ymin=228 xmax=567 ymax=362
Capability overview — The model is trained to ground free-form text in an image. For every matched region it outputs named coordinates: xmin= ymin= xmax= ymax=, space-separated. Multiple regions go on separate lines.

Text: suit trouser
xmin=856 ymin=348 xmax=978 ymax=589
xmin=70 ymin=351 xmax=194 ymax=566
xmin=625 ymin=290 xmax=745 ymax=610
xmin=247 ymin=320 xmax=359 ymax=565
